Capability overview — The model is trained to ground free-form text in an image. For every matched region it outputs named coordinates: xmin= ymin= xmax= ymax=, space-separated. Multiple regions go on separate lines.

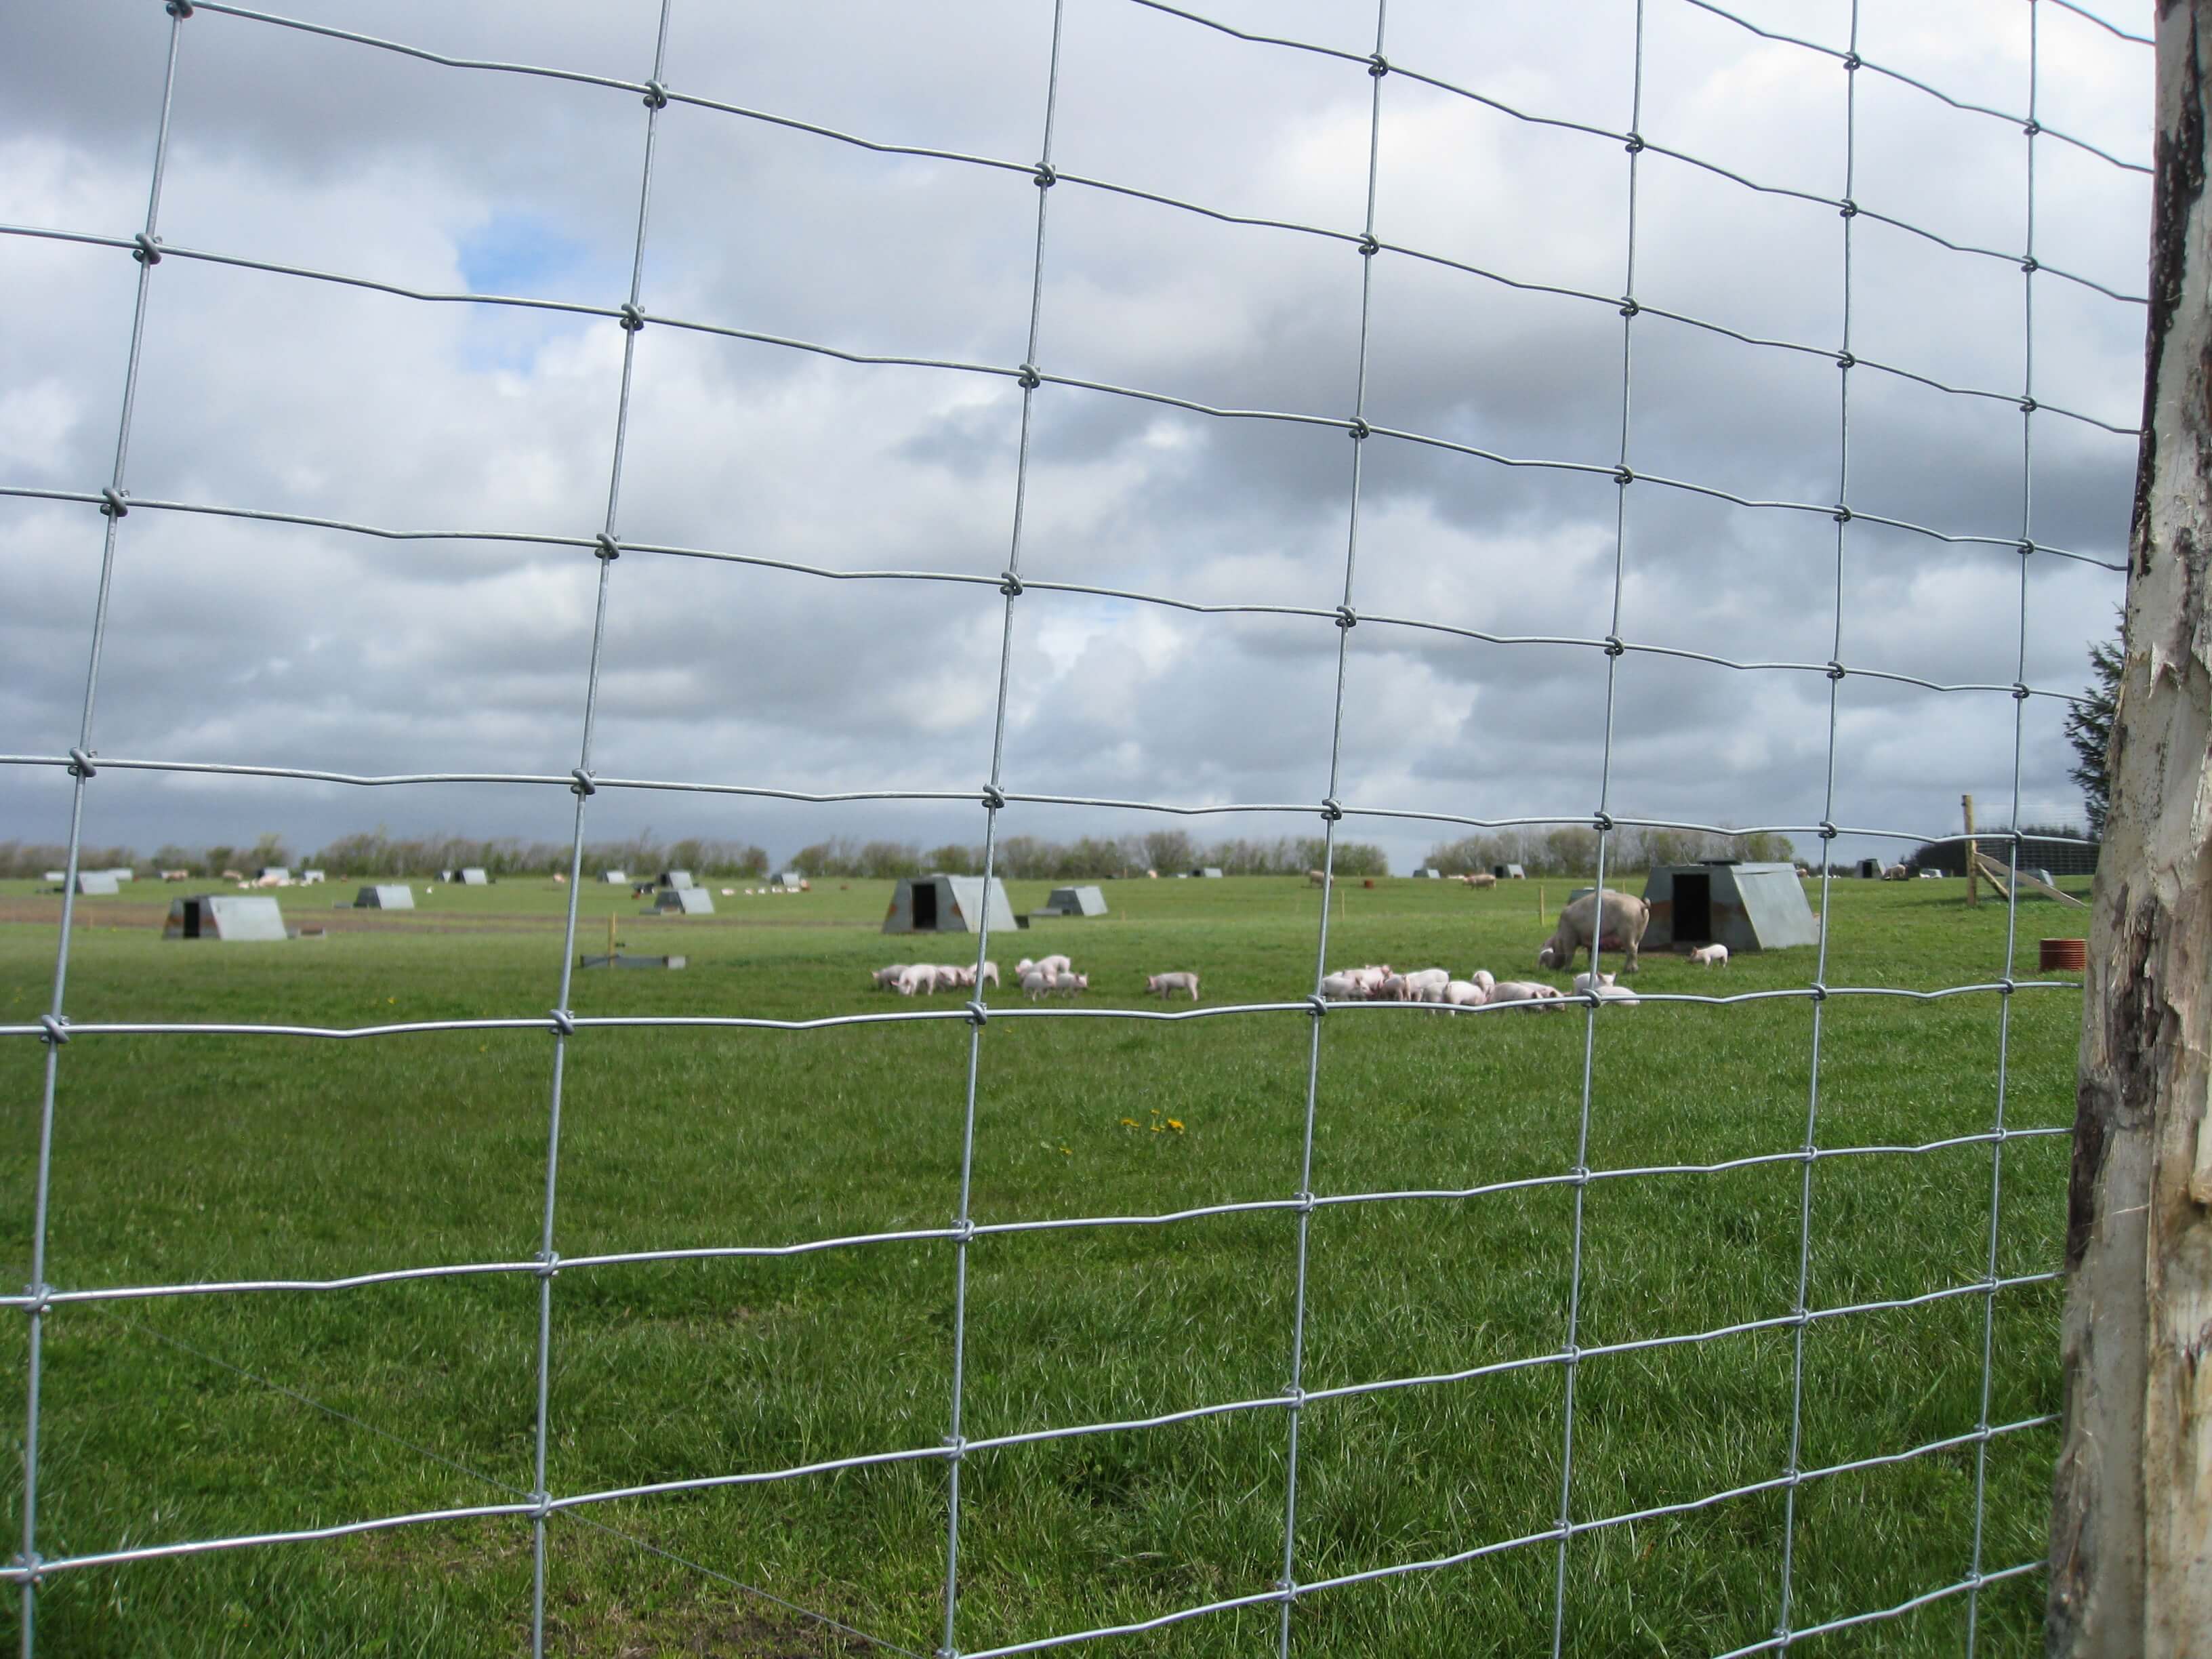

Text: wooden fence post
xmin=1964 ymin=792 xmax=1980 ymax=905
xmin=2047 ymin=3 xmax=2212 ymax=1652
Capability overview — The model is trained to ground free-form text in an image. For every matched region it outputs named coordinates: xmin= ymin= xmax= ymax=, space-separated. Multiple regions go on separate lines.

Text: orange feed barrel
xmin=2039 ymin=938 xmax=2087 ymax=972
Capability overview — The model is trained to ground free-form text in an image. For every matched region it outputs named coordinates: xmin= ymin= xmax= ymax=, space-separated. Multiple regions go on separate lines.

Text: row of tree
xmin=783 ymin=833 xmax=1391 ymax=880
xmin=1420 ymin=825 xmax=1797 ymax=876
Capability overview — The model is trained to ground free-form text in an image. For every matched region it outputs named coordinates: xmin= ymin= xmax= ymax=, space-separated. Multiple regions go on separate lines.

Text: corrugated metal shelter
xmin=882 ymin=876 xmax=1021 ymax=935
xmin=164 ymin=895 xmax=288 ymax=941
xmin=654 ymin=888 xmax=715 ymax=915
xmin=1416 ymin=867 xmax=1443 ymax=879
xmin=255 ymin=866 xmax=290 ymax=884
xmin=771 ymin=872 xmax=805 ymax=890
xmin=1493 ymin=864 xmax=1527 ymax=879
xmin=354 ymin=885 xmax=415 ymax=909
xmin=301 ymin=869 xmax=325 ymax=884
xmin=1641 ymin=861 xmax=1820 ymax=953
xmin=73 ymin=872 xmax=121 ymax=896
xmin=659 ymin=870 xmax=695 ymax=890
xmin=1039 ymin=885 xmax=1108 ymax=917
xmin=1190 ymin=867 xmax=1224 ymax=879
xmin=600 ymin=870 xmax=628 ymax=884
xmin=450 ymin=867 xmax=490 ymax=886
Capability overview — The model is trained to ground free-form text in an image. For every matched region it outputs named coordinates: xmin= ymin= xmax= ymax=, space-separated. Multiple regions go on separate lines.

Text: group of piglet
xmin=1320 ymin=964 xmax=1566 ymax=1008
xmin=1017 ymin=956 xmax=1088 ymax=997
xmin=874 ymin=960 xmax=1001 ymax=996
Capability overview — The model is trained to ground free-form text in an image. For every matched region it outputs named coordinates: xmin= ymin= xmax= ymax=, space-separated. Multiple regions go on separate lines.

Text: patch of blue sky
xmin=452 ymin=212 xmax=619 ymax=373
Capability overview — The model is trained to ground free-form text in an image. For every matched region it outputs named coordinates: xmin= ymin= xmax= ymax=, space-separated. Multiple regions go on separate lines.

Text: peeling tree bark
xmin=2047 ymin=3 xmax=2212 ymax=1654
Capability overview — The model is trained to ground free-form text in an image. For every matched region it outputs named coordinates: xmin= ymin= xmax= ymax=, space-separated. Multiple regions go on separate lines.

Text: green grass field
xmin=1 ymin=873 xmax=2087 ymax=1656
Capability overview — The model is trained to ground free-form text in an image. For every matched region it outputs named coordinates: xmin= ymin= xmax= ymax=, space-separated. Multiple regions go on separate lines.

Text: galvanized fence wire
xmin=3 ymin=0 xmax=2147 ymax=1653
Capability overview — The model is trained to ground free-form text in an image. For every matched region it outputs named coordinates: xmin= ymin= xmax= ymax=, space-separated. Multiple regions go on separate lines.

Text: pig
xmin=1146 ymin=971 xmax=1200 ymax=1001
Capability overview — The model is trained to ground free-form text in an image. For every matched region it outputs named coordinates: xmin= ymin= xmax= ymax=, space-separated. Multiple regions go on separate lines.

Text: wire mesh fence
xmin=1 ymin=0 xmax=2150 ymax=1653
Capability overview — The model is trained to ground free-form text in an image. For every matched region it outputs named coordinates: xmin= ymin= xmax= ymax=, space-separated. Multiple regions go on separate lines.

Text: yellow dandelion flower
xmin=1120 ymin=1118 xmax=1139 ymax=1128
xmin=1166 ymin=1118 xmax=1185 ymax=1132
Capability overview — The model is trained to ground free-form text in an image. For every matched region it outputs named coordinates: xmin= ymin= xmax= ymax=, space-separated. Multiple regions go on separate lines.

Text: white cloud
xmin=0 ymin=0 xmax=2147 ymax=869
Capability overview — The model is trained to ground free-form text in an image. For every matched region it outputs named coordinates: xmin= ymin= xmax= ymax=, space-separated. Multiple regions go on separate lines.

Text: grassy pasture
xmin=1 ymin=873 xmax=2087 ymax=1656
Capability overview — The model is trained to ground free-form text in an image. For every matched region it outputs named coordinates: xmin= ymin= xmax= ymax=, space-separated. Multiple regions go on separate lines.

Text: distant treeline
xmin=1422 ymin=825 xmax=1797 ymax=876
xmin=0 ymin=831 xmax=770 ymax=880
xmin=785 ymin=832 xmax=1389 ymax=880
xmin=0 ymin=828 xmax=1391 ymax=880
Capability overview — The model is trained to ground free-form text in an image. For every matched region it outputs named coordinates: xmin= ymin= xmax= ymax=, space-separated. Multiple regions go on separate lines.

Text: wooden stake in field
xmin=2048 ymin=5 xmax=2212 ymax=1649
xmin=1962 ymin=792 xmax=1980 ymax=906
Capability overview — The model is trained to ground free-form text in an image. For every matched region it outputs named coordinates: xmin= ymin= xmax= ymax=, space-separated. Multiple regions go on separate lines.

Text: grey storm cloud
xmin=1 ymin=0 xmax=2151 ymax=869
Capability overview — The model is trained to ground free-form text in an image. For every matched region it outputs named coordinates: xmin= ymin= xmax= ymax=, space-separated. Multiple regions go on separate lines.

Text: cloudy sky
xmin=1 ymin=0 xmax=2152 ymax=872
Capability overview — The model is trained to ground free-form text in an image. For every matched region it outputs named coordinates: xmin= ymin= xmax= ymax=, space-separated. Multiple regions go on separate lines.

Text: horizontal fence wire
xmin=5 ymin=0 xmax=2140 ymax=1652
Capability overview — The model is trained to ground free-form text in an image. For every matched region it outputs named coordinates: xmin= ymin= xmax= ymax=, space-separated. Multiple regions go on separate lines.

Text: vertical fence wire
xmin=1275 ymin=7 xmax=1392 ymax=1650
xmin=1965 ymin=3 xmax=2043 ymax=1647
xmin=0 ymin=1 xmax=2150 ymax=1653
xmin=527 ymin=7 xmax=677 ymax=1652
xmin=1550 ymin=5 xmax=1647 ymax=1650
xmin=940 ymin=7 xmax=1069 ymax=1653
xmin=1774 ymin=6 xmax=1861 ymax=1641
xmin=17 ymin=9 xmax=189 ymax=1654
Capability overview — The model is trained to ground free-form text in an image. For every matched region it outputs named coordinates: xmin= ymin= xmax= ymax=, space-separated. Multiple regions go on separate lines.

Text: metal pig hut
xmin=882 ymin=875 xmax=1021 ymax=935
xmin=1038 ymin=884 xmax=1108 ymax=918
xmin=653 ymin=888 xmax=716 ymax=915
xmin=355 ymin=885 xmax=415 ymax=909
xmin=164 ymin=895 xmax=289 ymax=941
xmin=1641 ymin=861 xmax=1820 ymax=953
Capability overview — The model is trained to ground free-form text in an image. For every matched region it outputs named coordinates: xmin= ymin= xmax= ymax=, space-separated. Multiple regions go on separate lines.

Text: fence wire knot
xmin=2019 ymin=539 xmax=2037 ymax=556
xmin=9 ymin=1553 xmax=42 ymax=1587
xmin=1282 ymin=1383 xmax=1308 ymax=1408
xmin=1305 ymin=994 xmax=1327 ymax=1017
xmin=22 ymin=1283 xmax=54 ymax=1315
xmin=980 ymin=784 xmax=1005 ymax=811
xmin=37 ymin=1015 xmax=70 ymax=1046
xmin=1826 ymin=660 xmax=1847 ymax=680
xmin=1619 ymin=296 xmax=1639 ymax=318
xmin=132 ymin=232 xmax=162 ymax=265
xmin=617 ymin=303 xmax=644 ymax=332
xmin=1623 ymin=131 xmax=1644 ymax=153
xmin=998 ymin=570 xmax=1023 ymax=597
xmin=1836 ymin=350 xmax=1856 ymax=369
xmin=1602 ymin=635 xmax=1625 ymax=657
xmin=2022 ymin=118 xmax=2041 ymax=138
xmin=2020 ymin=254 xmax=2039 ymax=274
xmin=67 ymin=747 xmax=97 ymax=778
xmin=1817 ymin=822 xmax=1839 ymax=840
xmin=2013 ymin=682 xmax=2031 ymax=701
xmin=534 ymin=1251 xmax=560 ymax=1279
xmin=1357 ymin=232 xmax=1380 ymax=257
xmin=949 ymin=1218 xmax=976 ymax=1244
xmin=641 ymin=79 xmax=669 ymax=109
xmin=548 ymin=1008 xmax=577 ymax=1037
xmin=1593 ymin=811 xmax=1614 ymax=832
xmin=1832 ymin=503 xmax=1852 ymax=523
xmin=1367 ymin=52 xmax=1389 ymax=77
xmin=1031 ymin=161 xmax=1056 ymax=188
xmin=529 ymin=1489 xmax=554 ymax=1520
xmin=1839 ymin=197 xmax=1858 ymax=218
xmin=1319 ymin=796 xmax=1343 ymax=820
xmin=964 ymin=1000 xmax=987 ymax=1027
xmin=99 ymin=487 xmax=129 ymax=518
xmin=594 ymin=533 xmax=621 ymax=561
xmin=1334 ymin=605 xmax=1357 ymax=630
xmin=1809 ymin=982 xmax=1828 ymax=1002
xmin=1841 ymin=49 xmax=1860 ymax=70
xmin=1016 ymin=363 xmax=1041 ymax=390
xmin=1998 ymin=978 xmax=2018 ymax=996
xmin=1293 ymin=1190 xmax=1315 ymax=1215
xmin=1614 ymin=464 xmax=1634 ymax=485
xmin=2019 ymin=395 xmax=2038 ymax=414
xmin=1347 ymin=416 xmax=1370 ymax=441
xmin=569 ymin=769 xmax=596 ymax=797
